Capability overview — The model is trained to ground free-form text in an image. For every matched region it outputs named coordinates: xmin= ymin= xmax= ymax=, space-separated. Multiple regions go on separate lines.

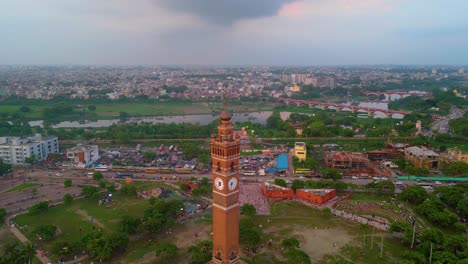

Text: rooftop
xmin=299 ymin=189 xmax=335 ymax=196
xmin=264 ymin=182 xmax=290 ymax=191
xmin=405 ymin=146 xmax=439 ymax=157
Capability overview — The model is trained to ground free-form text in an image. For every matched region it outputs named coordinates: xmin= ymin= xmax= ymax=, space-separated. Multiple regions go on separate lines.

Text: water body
xmin=29 ymin=111 xmax=279 ymax=128
xmin=29 ymin=100 xmax=406 ymax=128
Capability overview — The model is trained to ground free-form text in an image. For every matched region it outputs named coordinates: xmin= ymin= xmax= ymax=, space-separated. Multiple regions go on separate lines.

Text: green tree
xmin=81 ymin=185 xmax=98 ymax=198
xmin=64 ymin=178 xmax=72 ymax=188
xmin=274 ymin=178 xmax=287 ymax=187
xmin=239 ymin=218 xmax=262 ymax=250
xmin=0 ymin=158 xmax=12 ymax=176
xmin=119 ymin=215 xmax=141 ymax=234
xmin=25 ymin=154 xmax=36 ymax=165
xmin=321 ymin=168 xmax=342 ymax=179
xmin=20 ymin=106 xmax=31 ymax=112
xmin=88 ymin=105 xmax=96 ymax=111
xmin=188 ymin=240 xmax=212 ymax=264
xmin=179 ymin=184 xmax=189 ymax=191
xmin=63 ymin=193 xmax=74 ymax=205
xmin=143 ymin=199 xmax=184 ymax=233
xmin=282 ymin=237 xmax=300 ymax=251
xmin=0 ymin=208 xmax=6 ymax=225
xmin=28 ymin=201 xmax=48 ymax=215
xmin=284 ymin=249 xmax=311 ymax=264
xmin=93 ymin=171 xmax=104 ymax=181
xmin=120 ymin=184 xmax=137 ymax=196
xmin=398 ymin=185 xmax=428 ymax=204
xmin=240 ymin=203 xmax=257 ymax=217
xmin=155 ymin=242 xmax=179 ymax=264
xmin=0 ymin=241 xmax=35 ymax=264
xmin=291 ymin=180 xmax=304 ymax=192
xmin=32 ymin=225 xmax=57 ymax=241
xmin=143 ymin=151 xmax=156 ymax=160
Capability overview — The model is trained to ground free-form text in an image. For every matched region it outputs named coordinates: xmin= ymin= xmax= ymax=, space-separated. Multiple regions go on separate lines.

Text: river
xmin=29 ymin=101 xmax=404 ymax=128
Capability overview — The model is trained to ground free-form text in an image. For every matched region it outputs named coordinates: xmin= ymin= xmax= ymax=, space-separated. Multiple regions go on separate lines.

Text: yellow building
xmin=291 ymin=84 xmax=301 ymax=92
xmin=294 ymin=142 xmax=307 ymax=162
xmin=447 ymin=148 xmax=468 ymax=162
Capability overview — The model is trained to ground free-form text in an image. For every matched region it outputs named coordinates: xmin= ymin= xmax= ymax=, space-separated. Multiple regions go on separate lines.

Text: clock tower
xmin=210 ymin=106 xmax=242 ymax=264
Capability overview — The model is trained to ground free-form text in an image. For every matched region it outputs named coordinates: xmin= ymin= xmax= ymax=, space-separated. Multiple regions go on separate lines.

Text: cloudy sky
xmin=1 ymin=0 xmax=467 ymax=65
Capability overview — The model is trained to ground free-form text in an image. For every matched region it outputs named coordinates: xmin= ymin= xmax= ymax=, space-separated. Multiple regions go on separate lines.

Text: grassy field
xmin=3 ymin=183 xmax=40 ymax=193
xmin=0 ymin=101 xmax=275 ymax=121
xmin=13 ymin=196 xmax=409 ymax=263
xmin=14 ymin=193 xmax=149 ymax=243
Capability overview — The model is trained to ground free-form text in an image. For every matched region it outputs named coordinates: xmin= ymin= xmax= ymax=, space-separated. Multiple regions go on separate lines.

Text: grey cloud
xmin=156 ymin=0 xmax=293 ymax=25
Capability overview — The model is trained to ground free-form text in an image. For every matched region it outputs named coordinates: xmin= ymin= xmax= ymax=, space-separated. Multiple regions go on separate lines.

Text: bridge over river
xmin=278 ymin=98 xmax=410 ymax=118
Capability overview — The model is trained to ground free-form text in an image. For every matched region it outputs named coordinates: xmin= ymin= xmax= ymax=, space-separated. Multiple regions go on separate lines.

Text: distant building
xmin=66 ymin=143 xmax=99 ymax=166
xmin=447 ymin=148 xmax=468 ymax=162
xmin=323 ymin=151 xmax=369 ymax=170
xmin=291 ymin=84 xmax=301 ymax=92
xmin=404 ymin=146 xmax=439 ymax=170
xmin=318 ymin=76 xmax=337 ymax=89
xmin=294 ymin=142 xmax=307 ymax=162
xmin=296 ymin=189 xmax=336 ymax=205
xmin=0 ymin=134 xmax=59 ymax=165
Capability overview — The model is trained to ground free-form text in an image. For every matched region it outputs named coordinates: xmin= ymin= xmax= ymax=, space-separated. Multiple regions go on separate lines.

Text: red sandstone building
xmin=296 ymin=189 xmax=336 ymax=205
xmin=261 ymin=182 xmax=294 ymax=200
xmin=210 ymin=107 xmax=243 ymax=264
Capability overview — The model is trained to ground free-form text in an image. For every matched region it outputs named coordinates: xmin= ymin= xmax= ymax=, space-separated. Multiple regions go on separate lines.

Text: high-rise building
xmin=318 ymin=76 xmax=337 ymax=89
xmin=0 ymin=134 xmax=59 ymax=164
xmin=210 ymin=107 xmax=242 ymax=264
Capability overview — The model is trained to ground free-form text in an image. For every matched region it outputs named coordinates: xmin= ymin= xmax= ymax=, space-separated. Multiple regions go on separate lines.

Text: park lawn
xmin=0 ymin=228 xmax=18 ymax=253
xmin=14 ymin=193 xmax=149 ymax=243
xmin=75 ymin=193 xmax=150 ymax=231
xmin=14 ymin=203 xmax=95 ymax=244
xmin=3 ymin=183 xmax=40 ymax=193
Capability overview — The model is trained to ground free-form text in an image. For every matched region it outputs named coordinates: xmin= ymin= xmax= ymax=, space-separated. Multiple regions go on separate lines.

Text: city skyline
xmin=1 ymin=0 xmax=468 ymax=65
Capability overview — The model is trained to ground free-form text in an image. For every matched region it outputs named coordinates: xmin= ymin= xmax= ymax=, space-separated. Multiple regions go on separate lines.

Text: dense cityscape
xmin=1 ymin=1 xmax=468 ymax=264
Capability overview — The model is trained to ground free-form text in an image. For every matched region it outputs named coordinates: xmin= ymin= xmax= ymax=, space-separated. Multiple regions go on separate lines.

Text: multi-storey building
xmin=294 ymin=142 xmax=307 ymax=162
xmin=0 ymin=134 xmax=59 ymax=164
xmin=404 ymin=146 xmax=439 ymax=170
xmin=66 ymin=143 xmax=99 ymax=166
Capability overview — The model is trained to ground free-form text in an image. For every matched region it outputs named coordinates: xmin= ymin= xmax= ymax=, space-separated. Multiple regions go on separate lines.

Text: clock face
xmin=215 ymin=177 xmax=224 ymax=190
xmin=228 ymin=178 xmax=237 ymax=191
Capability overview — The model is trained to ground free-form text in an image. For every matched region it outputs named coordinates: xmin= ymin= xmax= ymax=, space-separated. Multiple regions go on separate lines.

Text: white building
xmin=66 ymin=143 xmax=99 ymax=166
xmin=0 ymin=134 xmax=59 ymax=165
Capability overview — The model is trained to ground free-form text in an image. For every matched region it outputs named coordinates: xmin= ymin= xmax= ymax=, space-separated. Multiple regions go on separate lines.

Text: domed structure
xmin=220 ymin=110 xmax=231 ymax=121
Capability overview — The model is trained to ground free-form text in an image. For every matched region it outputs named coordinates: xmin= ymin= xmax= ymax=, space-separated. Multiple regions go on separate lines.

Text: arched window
xmin=217 ymin=162 xmax=221 ymax=172
xmin=230 ymin=162 xmax=235 ymax=172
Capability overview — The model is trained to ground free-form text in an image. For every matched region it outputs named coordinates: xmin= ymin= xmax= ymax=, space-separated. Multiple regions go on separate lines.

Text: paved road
xmin=427 ymin=106 xmax=464 ymax=136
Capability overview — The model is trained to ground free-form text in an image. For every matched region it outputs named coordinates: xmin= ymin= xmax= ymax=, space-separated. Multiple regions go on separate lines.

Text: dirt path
xmin=10 ymin=226 xmax=50 ymax=264
xmin=76 ymin=209 xmax=107 ymax=230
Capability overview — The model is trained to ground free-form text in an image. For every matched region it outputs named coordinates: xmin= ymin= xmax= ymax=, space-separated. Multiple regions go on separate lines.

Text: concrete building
xmin=323 ymin=151 xmax=369 ymax=170
xmin=0 ymin=134 xmax=59 ymax=165
xmin=294 ymin=142 xmax=307 ymax=162
xmin=404 ymin=146 xmax=439 ymax=170
xmin=319 ymin=76 xmax=337 ymax=89
xmin=447 ymin=148 xmax=468 ymax=162
xmin=296 ymin=189 xmax=336 ymax=205
xmin=66 ymin=143 xmax=99 ymax=166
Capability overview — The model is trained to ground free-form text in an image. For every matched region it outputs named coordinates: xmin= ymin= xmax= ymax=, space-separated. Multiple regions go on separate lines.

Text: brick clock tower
xmin=209 ymin=106 xmax=243 ymax=264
